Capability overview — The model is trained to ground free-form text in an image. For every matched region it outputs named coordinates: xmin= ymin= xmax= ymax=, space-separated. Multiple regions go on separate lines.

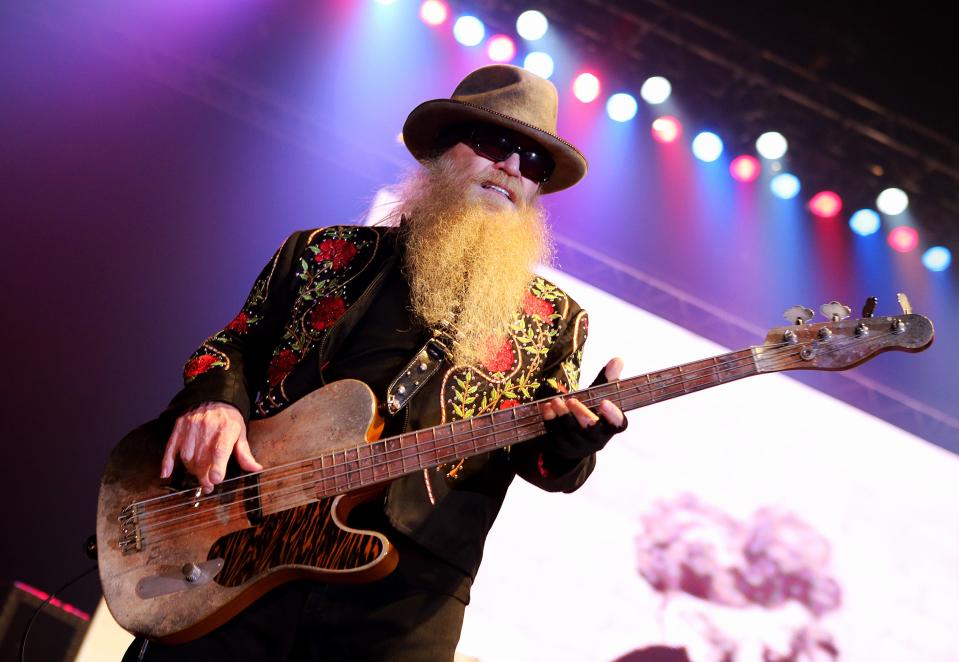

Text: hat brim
xmin=402 ymin=99 xmax=587 ymax=194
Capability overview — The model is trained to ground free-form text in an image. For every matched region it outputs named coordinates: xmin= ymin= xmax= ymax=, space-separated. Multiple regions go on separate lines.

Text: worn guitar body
xmin=96 ymin=380 xmax=395 ymax=644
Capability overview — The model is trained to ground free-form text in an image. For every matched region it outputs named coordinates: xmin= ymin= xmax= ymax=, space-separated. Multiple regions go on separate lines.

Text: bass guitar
xmin=97 ymin=298 xmax=933 ymax=642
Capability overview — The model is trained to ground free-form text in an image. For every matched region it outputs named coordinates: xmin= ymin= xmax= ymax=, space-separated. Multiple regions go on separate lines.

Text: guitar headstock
xmin=755 ymin=296 xmax=934 ymax=374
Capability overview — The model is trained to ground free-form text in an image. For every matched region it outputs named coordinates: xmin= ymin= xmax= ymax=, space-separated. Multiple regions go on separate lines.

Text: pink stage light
xmin=487 ymin=34 xmax=516 ymax=62
xmin=419 ymin=0 xmax=448 ymax=26
xmin=888 ymin=226 xmax=919 ymax=253
xmin=651 ymin=116 xmax=682 ymax=143
xmin=729 ymin=155 xmax=760 ymax=182
xmin=572 ymin=73 xmax=601 ymax=103
xmin=808 ymin=191 xmax=843 ymax=218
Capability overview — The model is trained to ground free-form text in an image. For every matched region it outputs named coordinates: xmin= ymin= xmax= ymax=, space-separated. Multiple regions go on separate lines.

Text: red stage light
xmin=888 ymin=226 xmax=919 ymax=253
xmin=729 ymin=155 xmax=760 ymax=182
xmin=419 ymin=0 xmax=448 ymax=26
xmin=808 ymin=191 xmax=843 ymax=218
xmin=487 ymin=34 xmax=516 ymax=62
xmin=573 ymin=72 xmax=601 ymax=103
xmin=651 ymin=116 xmax=682 ymax=143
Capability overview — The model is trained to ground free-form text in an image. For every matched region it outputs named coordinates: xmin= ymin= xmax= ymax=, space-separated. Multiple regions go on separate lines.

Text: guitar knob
xmin=897 ymin=292 xmax=913 ymax=315
xmin=182 ymin=563 xmax=203 ymax=583
xmin=783 ymin=305 xmax=814 ymax=325
xmin=861 ymin=296 xmax=878 ymax=318
xmin=820 ymin=301 xmax=851 ymax=322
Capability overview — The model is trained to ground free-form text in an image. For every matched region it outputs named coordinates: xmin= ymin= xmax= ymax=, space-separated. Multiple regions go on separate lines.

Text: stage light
xmin=640 ymin=76 xmax=671 ymax=104
xmin=877 ymin=187 xmax=909 ymax=215
xmin=729 ymin=155 xmax=760 ymax=182
xmin=888 ymin=226 xmax=918 ymax=252
xmin=516 ymin=10 xmax=548 ymax=40
xmin=523 ymin=52 xmax=554 ymax=79
xmin=607 ymin=93 xmax=638 ymax=122
xmin=922 ymin=246 xmax=952 ymax=271
xmin=849 ymin=209 xmax=881 ymax=236
xmin=453 ymin=16 xmax=485 ymax=46
xmin=419 ymin=1 xmax=448 ymax=26
xmin=756 ymin=131 xmax=788 ymax=160
xmin=651 ymin=116 xmax=682 ymax=143
xmin=770 ymin=173 xmax=801 ymax=199
xmin=809 ymin=191 xmax=842 ymax=218
xmin=573 ymin=73 xmax=601 ymax=103
xmin=374 ymin=0 xmax=397 ymax=4
xmin=487 ymin=34 xmax=516 ymax=62
xmin=691 ymin=131 xmax=723 ymax=162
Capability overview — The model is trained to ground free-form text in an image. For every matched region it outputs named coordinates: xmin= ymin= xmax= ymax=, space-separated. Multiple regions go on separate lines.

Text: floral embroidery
xmin=482 ymin=336 xmax=515 ymax=373
xmin=184 ymin=351 xmax=227 ymax=381
xmin=522 ymin=292 xmax=554 ymax=320
xmin=309 ymin=296 xmax=347 ymax=331
xmin=498 ymin=398 xmax=520 ymax=409
xmin=226 ymin=311 xmax=251 ymax=334
xmin=267 ymin=348 xmax=299 ymax=387
xmin=314 ymin=238 xmax=358 ymax=271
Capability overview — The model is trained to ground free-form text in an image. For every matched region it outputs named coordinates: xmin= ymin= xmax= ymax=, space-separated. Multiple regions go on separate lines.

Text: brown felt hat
xmin=402 ymin=65 xmax=587 ymax=193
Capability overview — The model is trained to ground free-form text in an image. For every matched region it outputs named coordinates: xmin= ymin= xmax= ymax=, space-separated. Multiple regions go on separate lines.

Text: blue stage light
xmin=849 ymin=209 xmax=881 ymax=236
xmin=756 ymin=132 xmax=788 ymax=160
xmin=640 ymin=76 xmax=671 ymax=104
xmin=691 ymin=132 xmax=723 ymax=162
xmin=606 ymin=93 xmax=638 ymax=122
xmin=516 ymin=10 xmax=548 ymax=40
xmin=453 ymin=16 xmax=485 ymax=46
xmin=922 ymin=246 xmax=951 ymax=271
xmin=523 ymin=52 xmax=554 ymax=79
xmin=769 ymin=173 xmax=800 ymax=199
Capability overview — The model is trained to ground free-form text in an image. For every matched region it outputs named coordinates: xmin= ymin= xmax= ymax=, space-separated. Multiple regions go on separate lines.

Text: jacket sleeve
xmin=163 ymin=232 xmax=305 ymax=421
xmin=509 ymin=306 xmax=596 ymax=493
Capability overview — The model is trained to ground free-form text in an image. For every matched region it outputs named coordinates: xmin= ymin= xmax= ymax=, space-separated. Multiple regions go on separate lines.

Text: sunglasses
xmin=462 ymin=125 xmax=556 ymax=184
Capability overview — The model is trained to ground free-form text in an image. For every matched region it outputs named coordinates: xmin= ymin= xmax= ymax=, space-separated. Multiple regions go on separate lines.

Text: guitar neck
xmin=304 ymin=348 xmax=759 ymax=497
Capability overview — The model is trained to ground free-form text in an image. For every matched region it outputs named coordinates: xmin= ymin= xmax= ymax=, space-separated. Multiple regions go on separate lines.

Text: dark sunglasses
xmin=462 ymin=125 xmax=556 ymax=184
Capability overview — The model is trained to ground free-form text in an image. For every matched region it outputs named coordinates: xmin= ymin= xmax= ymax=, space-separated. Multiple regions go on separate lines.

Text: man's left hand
xmin=538 ymin=357 xmax=627 ymax=460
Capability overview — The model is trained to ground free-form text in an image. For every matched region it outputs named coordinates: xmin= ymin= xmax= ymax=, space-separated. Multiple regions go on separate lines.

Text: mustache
xmin=472 ymin=171 xmax=521 ymax=204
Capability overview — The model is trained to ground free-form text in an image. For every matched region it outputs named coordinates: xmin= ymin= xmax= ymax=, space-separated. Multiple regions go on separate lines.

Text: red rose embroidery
xmin=523 ymin=292 xmax=554 ymax=320
xmin=309 ymin=296 xmax=347 ymax=331
xmin=227 ymin=311 xmax=249 ymax=334
xmin=184 ymin=354 xmax=219 ymax=380
xmin=482 ymin=337 xmax=515 ymax=373
xmin=267 ymin=349 xmax=299 ymax=387
xmin=315 ymin=239 xmax=358 ymax=271
xmin=498 ymin=399 xmax=520 ymax=409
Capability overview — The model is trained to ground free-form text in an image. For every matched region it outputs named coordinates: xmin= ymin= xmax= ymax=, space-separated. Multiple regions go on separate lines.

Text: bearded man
xmin=125 ymin=65 xmax=626 ymax=661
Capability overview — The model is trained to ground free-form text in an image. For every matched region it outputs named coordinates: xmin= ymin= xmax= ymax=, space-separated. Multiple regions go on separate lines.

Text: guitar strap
xmin=384 ymin=318 xmax=459 ymax=416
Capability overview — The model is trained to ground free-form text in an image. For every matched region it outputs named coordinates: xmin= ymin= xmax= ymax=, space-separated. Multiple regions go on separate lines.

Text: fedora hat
xmin=402 ymin=65 xmax=587 ymax=193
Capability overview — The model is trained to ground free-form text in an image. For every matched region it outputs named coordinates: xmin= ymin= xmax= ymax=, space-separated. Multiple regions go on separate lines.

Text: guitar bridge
xmin=118 ymin=502 xmax=144 ymax=554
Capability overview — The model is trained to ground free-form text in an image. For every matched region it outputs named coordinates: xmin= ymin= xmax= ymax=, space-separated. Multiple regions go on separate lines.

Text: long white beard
xmin=396 ymin=156 xmax=553 ymax=365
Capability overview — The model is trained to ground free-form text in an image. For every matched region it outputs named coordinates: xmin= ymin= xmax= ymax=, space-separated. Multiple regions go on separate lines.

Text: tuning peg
xmin=861 ymin=296 xmax=878 ymax=318
xmin=820 ymin=301 xmax=851 ymax=322
xmin=897 ymin=292 xmax=913 ymax=315
xmin=783 ymin=305 xmax=814 ymax=325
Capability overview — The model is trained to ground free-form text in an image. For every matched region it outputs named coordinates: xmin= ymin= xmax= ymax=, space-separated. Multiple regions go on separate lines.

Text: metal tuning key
xmin=897 ymin=292 xmax=913 ymax=315
xmin=820 ymin=301 xmax=851 ymax=322
xmin=861 ymin=296 xmax=878 ymax=318
xmin=783 ymin=305 xmax=814 ymax=325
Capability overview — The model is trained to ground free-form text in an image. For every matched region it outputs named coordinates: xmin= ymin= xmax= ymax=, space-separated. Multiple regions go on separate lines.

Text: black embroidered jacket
xmin=167 ymin=225 xmax=595 ymax=579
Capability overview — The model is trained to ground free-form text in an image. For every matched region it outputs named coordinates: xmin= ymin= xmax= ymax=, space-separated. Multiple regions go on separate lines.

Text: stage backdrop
xmin=456 ymin=267 xmax=959 ymax=662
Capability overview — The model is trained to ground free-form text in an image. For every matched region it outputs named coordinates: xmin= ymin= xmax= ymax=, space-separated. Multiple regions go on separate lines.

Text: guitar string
xmin=128 ymin=346 xmax=764 ymax=526
xmin=126 ymin=328 xmax=901 ymax=546
xmin=127 ymin=328 xmax=897 ymax=546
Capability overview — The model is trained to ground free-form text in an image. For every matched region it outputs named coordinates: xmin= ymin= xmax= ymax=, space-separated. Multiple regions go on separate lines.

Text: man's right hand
xmin=161 ymin=402 xmax=263 ymax=494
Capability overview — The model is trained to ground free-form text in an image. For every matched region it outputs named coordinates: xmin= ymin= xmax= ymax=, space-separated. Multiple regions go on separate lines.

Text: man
xmin=126 ymin=65 xmax=626 ymax=660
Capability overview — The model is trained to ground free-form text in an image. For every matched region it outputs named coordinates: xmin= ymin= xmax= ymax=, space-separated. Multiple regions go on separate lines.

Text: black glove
xmin=542 ymin=368 xmax=628 ymax=461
